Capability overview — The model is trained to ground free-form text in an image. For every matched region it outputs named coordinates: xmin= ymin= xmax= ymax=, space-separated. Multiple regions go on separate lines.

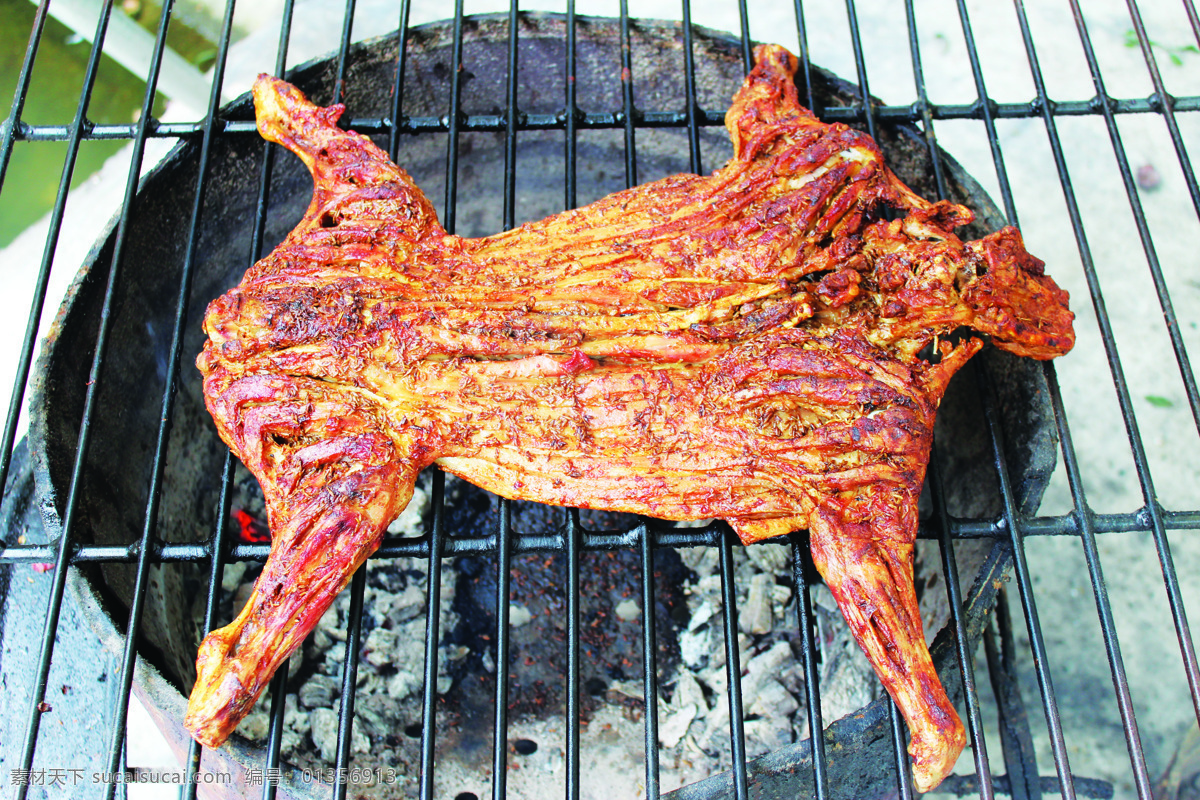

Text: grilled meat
xmin=186 ymin=44 xmax=1074 ymax=791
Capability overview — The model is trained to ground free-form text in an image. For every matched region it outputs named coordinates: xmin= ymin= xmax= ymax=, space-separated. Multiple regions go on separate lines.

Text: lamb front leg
xmin=185 ymin=371 xmax=419 ymax=747
xmin=807 ymin=488 xmax=965 ymax=793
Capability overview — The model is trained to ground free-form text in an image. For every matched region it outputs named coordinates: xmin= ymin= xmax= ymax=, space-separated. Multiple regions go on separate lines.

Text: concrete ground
xmin=0 ymin=0 xmax=1197 ymax=797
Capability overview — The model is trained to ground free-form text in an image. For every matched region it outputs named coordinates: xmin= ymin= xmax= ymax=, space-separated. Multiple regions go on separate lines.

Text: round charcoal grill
xmin=25 ymin=13 xmax=1050 ymax=798
xmin=1 ymin=3 xmax=1199 ymax=800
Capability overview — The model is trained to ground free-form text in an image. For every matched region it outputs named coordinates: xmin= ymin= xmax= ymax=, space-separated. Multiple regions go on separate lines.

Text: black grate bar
xmin=928 ymin=455 xmax=996 ymax=800
xmin=491 ymin=7 xmax=520 ymax=794
xmin=386 ymin=0 xmax=412 ymax=162
xmin=875 ymin=2 xmax=928 ymax=784
xmin=0 ymin=4 xmax=34 ymax=115
xmin=13 ymin=92 xmax=1200 ymax=145
xmin=618 ymin=0 xmax=637 ymax=189
xmin=502 ymin=0 xmax=520 ymax=232
xmin=6 ymin=506 xmax=1200 ymax=568
xmin=565 ymin=508 xmax=582 ymax=800
xmin=186 ymin=0 xmax=296 ymax=781
xmin=1058 ymin=0 xmax=1200 ymax=728
xmin=983 ymin=588 xmax=1041 ymax=800
xmin=680 ymin=0 xmax=703 ymax=175
xmin=256 ymin=0 xmax=297 ymax=254
xmin=0 ymin=0 xmax=48 ymax=221
xmin=902 ymin=0 xmax=948 ymax=201
xmin=952 ymin=0 xmax=1018 ymax=225
xmin=327 ymin=11 xmax=371 ymax=795
xmin=791 ymin=1 xmax=817 ymax=115
xmin=9 ymin=1 xmax=159 ymax=791
xmin=0 ymin=0 xmax=51 ymax=499
xmin=184 ymin=452 xmax=236 ymax=797
xmin=419 ymin=470 xmax=447 ymax=800
xmin=333 ymin=570 xmax=368 ymax=800
xmin=491 ymin=500 xmax=515 ymax=800
xmin=333 ymin=0 xmax=358 ymax=105
xmin=563 ymin=12 xmax=582 ymax=796
xmin=443 ymin=0 xmax=466 ymax=234
xmin=0 ymin=0 xmax=115 ymax=503
xmin=777 ymin=12 xmax=825 ymax=786
xmin=1188 ymin=0 xmax=1200 ymax=43
xmin=101 ymin=1 xmax=239 ymax=792
xmin=974 ymin=362 xmax=1077 ymax=800
xmin=909 ymin=6 xmax=992 ymax=794
xmin=718 ymin=531 xmax=750 ymax=800
xmin=642 ymin=524 xmax=662 ymax=799
xmin=1123 ymin=0 xmax=1200 ymax=221
xmin=735 ymin=0 xmax=752 ymax=74
xmin=888 ymin=700 xmax=916 ymax=799
xmin=842 ymin=0 xmax=877 ymax=141
xmin=330 ymin=5 xmax=356 ymax=103
xmin=262 ymin=668 xmax=291 ymax=800
xmin=254 ymin=8 xmax=300 ymax=798
xmin=1042 ymin=360 xmax=1152 ymax=797
xmin=563 ymin=0 xmax=578 ymax=212
xmin=789 ymin=534 xmax=829 ymax=800
xmin=1011 ymin=3 xmax=1156 ymax=794
xmin=1066 ymin=3 xmax=1200 ymax=436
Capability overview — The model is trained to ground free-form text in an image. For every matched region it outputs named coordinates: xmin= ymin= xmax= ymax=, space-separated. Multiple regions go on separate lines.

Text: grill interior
xmin=1 ymin=1 xmax=1199 ymax=799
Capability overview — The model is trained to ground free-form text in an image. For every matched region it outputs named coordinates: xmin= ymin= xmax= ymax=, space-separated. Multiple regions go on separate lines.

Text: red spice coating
xmin=186 ymin=44 xmax=1074 ymax=792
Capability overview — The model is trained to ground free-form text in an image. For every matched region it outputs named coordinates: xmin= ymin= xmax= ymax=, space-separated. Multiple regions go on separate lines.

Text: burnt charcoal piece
xmin=184 ymin=44 xmax=1073 ymax=792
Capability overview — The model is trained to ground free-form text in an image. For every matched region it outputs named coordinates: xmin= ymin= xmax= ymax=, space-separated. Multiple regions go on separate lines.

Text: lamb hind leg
xmin=807 ymin=493 xmax=966 ymax=793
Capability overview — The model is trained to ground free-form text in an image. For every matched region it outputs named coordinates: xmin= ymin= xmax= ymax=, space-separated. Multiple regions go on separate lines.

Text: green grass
xmin=0 ymin=0 xmax=170 ymax=248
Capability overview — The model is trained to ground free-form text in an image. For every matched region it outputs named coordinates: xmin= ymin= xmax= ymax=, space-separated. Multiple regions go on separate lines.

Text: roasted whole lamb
xmin=186 ymin=44 xmax=1074 ymax=792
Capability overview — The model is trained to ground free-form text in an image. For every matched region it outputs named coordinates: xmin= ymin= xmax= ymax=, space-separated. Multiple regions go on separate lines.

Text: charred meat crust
xmin=187 ymin=44 xmax=1073 ymax=793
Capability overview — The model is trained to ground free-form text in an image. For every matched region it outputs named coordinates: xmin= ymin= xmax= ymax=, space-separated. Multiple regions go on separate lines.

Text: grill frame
xmin=1 ymin=1 xmax=1198 ymax=799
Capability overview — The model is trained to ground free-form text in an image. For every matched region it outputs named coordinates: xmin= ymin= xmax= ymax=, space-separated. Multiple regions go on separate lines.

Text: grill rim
xmin=21 ymin=13 xmax=1049 ymax=794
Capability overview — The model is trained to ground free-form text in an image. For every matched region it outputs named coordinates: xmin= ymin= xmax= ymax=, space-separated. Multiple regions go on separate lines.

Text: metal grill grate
xmin=1 ymin=1 xmax=1198 ymax=799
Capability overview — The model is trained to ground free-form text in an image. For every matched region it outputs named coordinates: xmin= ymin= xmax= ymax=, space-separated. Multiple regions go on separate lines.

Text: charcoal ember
xmin=309 ymin=707 xmax=367 ymax=762
xmin=446 ymin=544 xmax=691 ymax=723
xmin=238 ymin=710 xmax=270 ymax=742
xmin=740 ymin=573 xmax=775 ymax=635
xmin=364 ymin=627 xmax=399 ymax=668
xmin=386 ymin=474 xmax=430 ymax=537
xmin=745 ymin=542 xmax=790 ymax=574
xmin=659 ymin=702 xmax=699 ymax=749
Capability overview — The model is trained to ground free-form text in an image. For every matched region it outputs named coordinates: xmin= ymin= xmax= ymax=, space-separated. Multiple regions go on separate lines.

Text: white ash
xmin=664 ymin=540 xmax=892 ymax=778
xmin=227 ymin=520 xmax=463 ymax=800
xmin=238 ymin=709 xmax=271 ymax=742
xmin=614 ymin=598 xmax=641 ymax=622
xmin=297 ymin=674 xmax=338 ymax=709
xmin=309 ymin=707 xmax=370 ymax=763
xmin=508 ymin=603 xmax=533 ymax=628
xmin=386 ymin=481 xmax=429 ymax=537
xmin=741 ymin=573 xmax=776 ymax=635
xmin=220 ymin=560 xmax=247 ymax=593
xmin=218 ymin=495 xmax=951 ymax=799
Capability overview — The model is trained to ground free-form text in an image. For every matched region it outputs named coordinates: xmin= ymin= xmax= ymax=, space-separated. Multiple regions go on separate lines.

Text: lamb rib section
xmin=187 ymin=43 xmax=1074 ymax=792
